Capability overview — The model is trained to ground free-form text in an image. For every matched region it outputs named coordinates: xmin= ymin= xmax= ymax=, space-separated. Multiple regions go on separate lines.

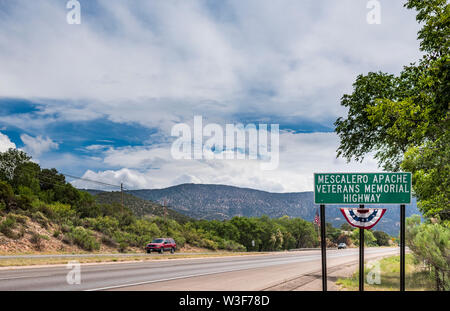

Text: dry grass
xmin=336 ymin=254 xmax=435 ymax=291
xmin=0 ymin=251 xmax=266 ymax=267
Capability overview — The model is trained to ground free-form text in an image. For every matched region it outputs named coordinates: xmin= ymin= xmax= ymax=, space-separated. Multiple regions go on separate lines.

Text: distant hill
xmin=127 ymin=183 xmax=420 ymax=236
xmin=87 ymin=190 xmax=193 ymax=223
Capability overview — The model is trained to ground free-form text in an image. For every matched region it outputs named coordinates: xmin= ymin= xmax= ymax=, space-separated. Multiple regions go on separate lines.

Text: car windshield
xmin=152 ymin=239 xmax=165 ymax=243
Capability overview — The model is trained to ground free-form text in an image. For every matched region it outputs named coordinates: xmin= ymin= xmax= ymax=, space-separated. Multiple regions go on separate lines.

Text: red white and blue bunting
xmin=340 ymin=208 xmax=386 ymax=229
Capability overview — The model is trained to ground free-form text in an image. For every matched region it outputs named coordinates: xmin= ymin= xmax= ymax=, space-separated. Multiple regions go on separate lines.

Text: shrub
xmin=30 ymin=232 xmax=43 ymax=250
xmin=66 ymin=226 xmax=100 ymax=251
xmin=17 ymin=227 xmax=26 ymax=239
xmin=29 ymin=232 xmax=41 ymax=244
xmin=373 ymin=230 xmax=391 ymax=246
xmin=62 ymin=234 xmax=73 ymax=245
xmin=101 ymin=235 xmax=118 ymax=248
xmin=81 ymin=217 xmax=96 ymax=229
xmin=61 ymin=223 xmax=72 ymax=233
xmin=0 ymin=215 xmax=17 ymax=238
xmin=31 ymin=211 xmax=49 ymax=229
xmin=218 ymin=239 xmax=246 ymax=252
xmin=92 ymin=216 xmax=120 ymax=235
xmin=0 ymin=181 xmax=14 ymax=208
xmin=112 ymin=231 xmax=141 ymax=247
xmin=10 ymin=213 xmax=28 ymax=225
xmin=47 ymin=202 xmax=75 ymax=221
xmin=15 ymin=194 xmax=33 ymax=211
xmin=196 ymin=238 xmax=218 ymax=250
xmin=53 ymin=229 xmax=61 ymax=238
xmin=126 ymin=219 xmax=161 ymax=237
xmin=172 ymin=235 xmax=186 ymax=248
xmin=118 ymin=242 xmax=128 ymax=253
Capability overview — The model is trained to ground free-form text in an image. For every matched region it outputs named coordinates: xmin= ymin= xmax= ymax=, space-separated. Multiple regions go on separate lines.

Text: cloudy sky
xmin=0 ymin=0 xmax=422 ymax=192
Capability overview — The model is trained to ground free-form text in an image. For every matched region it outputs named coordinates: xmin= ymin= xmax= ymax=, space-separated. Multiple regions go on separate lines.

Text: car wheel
xmin=171 ymin=248 xmax=175 ymax=254
xmin=146 ymin=249 xmax=150 ymax=254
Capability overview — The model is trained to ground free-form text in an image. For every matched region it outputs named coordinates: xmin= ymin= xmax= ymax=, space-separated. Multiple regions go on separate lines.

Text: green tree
xmin=39 ymin=168 xmax=65 ymax=191
xmin=373 ymin=230 xmax=391 ymax=246
xmin=351 ymin=229 xmax=377 ymax=247
xmin=13 ymin=162 xmax=41 ymax=194
xmin=334 ymin=0 xmax=449 ymax=220
xmin=277 ymin=217 xmax=318 ymax=248
xmin=325 ymin=222 xmax=342 ymax=244
xmin=0 ymin=149 xmax=31 ymax=181
xmin=0 ymin=181 xmax=14 ymax=211
xmin=406 ymin=215 xmax=449 ymax=290
xmin=340 ymin=223 xmax=353 ymax=231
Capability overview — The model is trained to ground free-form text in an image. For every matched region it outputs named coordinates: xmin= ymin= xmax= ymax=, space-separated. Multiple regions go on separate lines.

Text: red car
xmin=146 ymin=238 xmax=176 ymax=254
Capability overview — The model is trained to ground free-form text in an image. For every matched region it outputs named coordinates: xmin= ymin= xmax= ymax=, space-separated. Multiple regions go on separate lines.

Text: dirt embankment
xmin=0 ymin=215 xmax=139 ymax=255
xmin=0 ymin=215 xmax=213 ymax=256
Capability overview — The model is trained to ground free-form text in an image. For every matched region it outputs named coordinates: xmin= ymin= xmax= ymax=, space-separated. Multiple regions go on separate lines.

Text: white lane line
xmin=85 ymin=250 xmax=398 ymax=291
xmin=85 ymin=256 xmax=324 ymax=291
xmin=85 ymin=268 xmax=264 ymax=291
xmin=0 ymin=275 xmax=42 ymax=281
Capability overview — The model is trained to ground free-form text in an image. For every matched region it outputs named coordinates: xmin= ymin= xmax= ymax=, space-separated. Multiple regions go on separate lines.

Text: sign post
xmin=314 ymin=172 xmax=411 ymax=292
xmin=359 ymin=206 xmax=365 ymax=292
xmin=400 ymin=204 xmax=406 ymax=291
xmin=320 ymin=204 xmax=327 ymax=291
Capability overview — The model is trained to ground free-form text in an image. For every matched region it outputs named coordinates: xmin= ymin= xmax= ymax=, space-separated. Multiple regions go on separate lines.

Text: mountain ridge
xmin=118 ymin=183 xmax=420 ymax=235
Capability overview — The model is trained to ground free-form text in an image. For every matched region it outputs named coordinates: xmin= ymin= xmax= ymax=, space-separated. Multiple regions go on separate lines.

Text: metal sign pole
xmin=400 ymin=204 xmax=406 ymax=291
xmin=320 ymin=204 xmax=327 ymax=291
xmin=359 ymin=204 xmax=364 ymax=292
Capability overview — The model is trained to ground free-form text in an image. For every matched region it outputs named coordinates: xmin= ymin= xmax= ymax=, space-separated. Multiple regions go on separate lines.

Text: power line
xmin=9 ymin=165 xmax=134 ymax=191
xmin=5 ymin=164 xmax=189 ymax=211
xmin=62 ymin=173 xmax=125 ymax=189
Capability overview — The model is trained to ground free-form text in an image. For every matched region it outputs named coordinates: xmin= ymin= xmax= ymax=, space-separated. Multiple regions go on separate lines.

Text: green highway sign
xmin=314 ymin=172 xmax=412 ymax=204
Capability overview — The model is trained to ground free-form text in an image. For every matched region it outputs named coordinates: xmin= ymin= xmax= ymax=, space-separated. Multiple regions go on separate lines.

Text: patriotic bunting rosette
xmin=340 ymin=208 xmax=386 ymax=229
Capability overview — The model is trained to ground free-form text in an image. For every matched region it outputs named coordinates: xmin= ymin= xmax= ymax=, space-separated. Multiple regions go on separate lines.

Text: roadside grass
xmin=336 ymin=254 xmax=435 ymax=291
xmin=0 ymin=251 xmax=267 ymax=267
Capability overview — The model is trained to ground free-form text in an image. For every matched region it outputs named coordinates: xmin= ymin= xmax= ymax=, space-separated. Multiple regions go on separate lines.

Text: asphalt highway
xmin=0 ymin=248 xmax=399 ymax=291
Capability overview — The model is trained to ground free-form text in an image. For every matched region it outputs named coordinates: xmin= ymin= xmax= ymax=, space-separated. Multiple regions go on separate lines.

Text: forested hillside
xmin=130 ymin=183 xmax=419 ymax=235
xmin=0 ymin=149 xmax=328 ymax=253
xmin=90 ymin=191 xmax=192 ymax=223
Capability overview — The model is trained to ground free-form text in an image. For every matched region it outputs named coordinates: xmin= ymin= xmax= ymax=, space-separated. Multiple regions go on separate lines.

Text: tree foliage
xmin=406 ymin=215 xmax=449 ymax=290
xmin=373 ymin=230 xmax=391 ymax=246
xmin=335 ymin=0 xmax=449 ymax=219
xmin=351 ymin=228 xmax=377 ymax=247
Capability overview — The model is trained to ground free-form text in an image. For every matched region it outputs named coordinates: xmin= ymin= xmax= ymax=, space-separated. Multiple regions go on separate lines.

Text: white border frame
xmin=313 ymin=172 xmax=412 ymax=205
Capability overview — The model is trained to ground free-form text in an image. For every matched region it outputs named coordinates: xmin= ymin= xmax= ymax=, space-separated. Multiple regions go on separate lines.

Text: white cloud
xmin=20 ymin=134 xmax=59 ymax=157
xmin=85 ymin=144 xmax=109 ymax=151
xmin=71 ymin=131 xmax=380 ymax=192
xmin=0 ymin=1 xmax=421 ymax=192
xmin=0 ymin=0 xmax=422 ymax=128
xmin=0 ymin=132 xmax=16 ymax=152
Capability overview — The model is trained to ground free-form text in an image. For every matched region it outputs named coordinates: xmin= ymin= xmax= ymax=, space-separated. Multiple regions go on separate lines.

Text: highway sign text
xmin=314 ymin=172 xmax=411 ymax=204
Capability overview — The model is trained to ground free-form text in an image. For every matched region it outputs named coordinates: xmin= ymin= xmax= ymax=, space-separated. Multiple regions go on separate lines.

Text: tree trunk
xmin=435 ymin=268 xmax=444 ymax=291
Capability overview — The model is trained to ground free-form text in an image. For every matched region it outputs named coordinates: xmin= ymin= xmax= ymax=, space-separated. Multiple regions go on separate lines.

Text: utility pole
xmin=163 ymin=199 xmax=167 ymax=224
xmin=121 ymin=183 xmax=124 ymax=209
xmin=162 ymin=199 xmax=168 ymax=235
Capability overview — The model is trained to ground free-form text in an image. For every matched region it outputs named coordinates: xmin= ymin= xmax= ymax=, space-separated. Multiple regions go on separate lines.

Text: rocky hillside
xmin=0 ymin=213 xmax=133 ymax=254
